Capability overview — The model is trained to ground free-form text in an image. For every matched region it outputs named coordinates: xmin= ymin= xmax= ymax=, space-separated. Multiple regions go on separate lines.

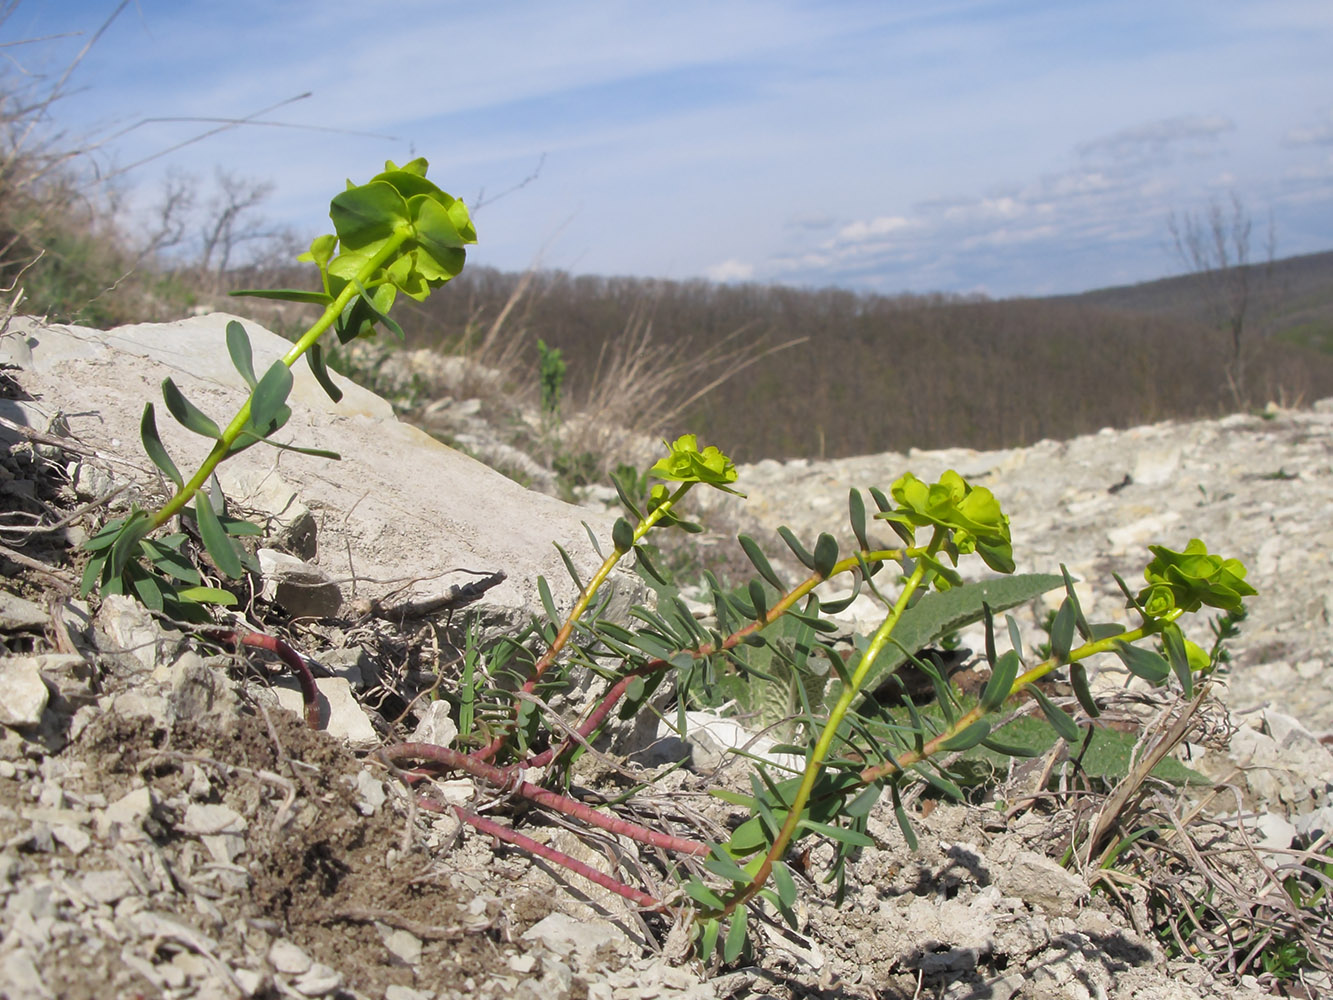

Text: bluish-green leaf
xmin=747 ymin=580 xmax=769 ymax=623
xmin=161 ymin=378 xmax=221 ymax=439
xmin=537 ymin=576 xmax=558 ymax=622
xmin=812 ymin=532 xmax=839 ymax=578
xmin=1069 ymin=662 xmax=1101 ymax=718
xmin=1051 ymin=598 xmax=1076 ymax=661
xmin=1114 ymin=640 xmax=1171 ymax=684
xmin=938 ymin=719 xmax=992 ymax=751
xmin=777 ymin=526 xmax=815 ymax=570
xmin=139 ymin=403 xmax=182 ymax=489
xmin=611 ymin=517 xmax=634 ymax=553
xmin=1030 ymin=686 xmax=1081 ymax=742
xmin=194 ymin=489 xmax=243 ymax=579
xmin=980 ymin=649 xmax=1020 ymax=712
xmin=250 ymin=360 xmax=293 ymax=434
xmin=796 ymin=819 xmax=875 ymax=848
xmin=772 ymin=859 xmax=797 ymax=908
xmin=1160 ymin=623 xmax=1194 ymax=697
xmin=306 ymin=342 xmax=344 ymax=403
xmin=683 ymin=879 xmax=725 ymax=911
xmin=723 ymin=911 xmax=748 ymax=963
xmin=1061 ymin=565 xmax=1092 ymax=639
xmin=225 ymin=321 xmax=257 ymax=388
xmin=848 ymin=489 xmax=870 ymax=551
xmin=738 ymin=535 xmax=784 ymax=591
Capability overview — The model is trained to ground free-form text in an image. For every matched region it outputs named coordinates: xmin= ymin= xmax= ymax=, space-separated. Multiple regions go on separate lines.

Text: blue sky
xmin=7 ymin=0 xmax=1333 ymax=297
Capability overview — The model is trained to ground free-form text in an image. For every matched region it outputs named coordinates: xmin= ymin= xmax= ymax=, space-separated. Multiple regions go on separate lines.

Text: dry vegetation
xmin=383 ymin=266 xmax=1333 ymax=462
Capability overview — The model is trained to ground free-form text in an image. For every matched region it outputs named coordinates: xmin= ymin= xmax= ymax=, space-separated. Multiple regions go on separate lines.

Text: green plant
xmin=80 ymin=159 xmax=474 ymax=615
xmin=537 ymin=337 xmax=566 ymax=419
xmin=382 ymin=445 xmax=1255 ymax=961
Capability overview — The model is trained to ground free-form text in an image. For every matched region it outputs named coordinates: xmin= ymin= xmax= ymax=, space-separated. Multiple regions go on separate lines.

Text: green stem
xmin=721 ymin=528 xmax=944 ymax=914
xmin=150 ymin=228 xmax=413 ymax=529
xmin=857 ymin=607 xmax=1186 ymax=784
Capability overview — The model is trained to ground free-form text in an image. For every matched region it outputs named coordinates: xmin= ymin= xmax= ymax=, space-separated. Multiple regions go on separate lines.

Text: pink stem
xmin=458 ymin=807 xmax=666 ymax=911
xmin=212 ymin=629 xmax=320 ymax=729
xmin=385 ymin=742 xmax=708 ymax=857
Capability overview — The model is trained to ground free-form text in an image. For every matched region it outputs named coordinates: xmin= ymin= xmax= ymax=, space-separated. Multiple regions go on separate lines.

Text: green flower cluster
xmin=650 ymin=435 xmax=741 ymax=491
xmin=1137 ymin=538 xmax=1256 ymax=617
xmin=880 ymin=470 xmax=1014 ymax=574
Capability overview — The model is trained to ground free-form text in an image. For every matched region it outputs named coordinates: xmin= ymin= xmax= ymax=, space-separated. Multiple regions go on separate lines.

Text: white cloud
xmin=1285 ymin=109 xmax=1333 ymax=146
xmin=836 ymin=216 xmax=915 ymax=242
xmin=1076 ymin=114 xmax=1235 ymax=165
xmin=706 ymin=258 xmax=754 ymax=282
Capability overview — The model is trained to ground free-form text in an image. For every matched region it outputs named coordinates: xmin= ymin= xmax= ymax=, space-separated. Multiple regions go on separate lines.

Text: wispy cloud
xmin=14 ymin=0 xmax=1333 ymax=297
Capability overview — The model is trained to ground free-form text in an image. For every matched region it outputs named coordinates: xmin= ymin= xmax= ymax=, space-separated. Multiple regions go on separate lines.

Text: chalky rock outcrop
xmin=0 ymin=313 xmax=620 ymax=630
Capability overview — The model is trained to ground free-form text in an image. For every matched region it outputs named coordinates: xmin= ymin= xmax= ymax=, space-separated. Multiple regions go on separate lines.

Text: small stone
xmin=258 ymin=549 xmax=343 ymax=619
xmin=268 ymin=939 xmax=313 ymax=975
xmin=0 ymin=592 xmax=50 ymax=631
xmin=383 ymin=927 xmax=422 ymax=967
xmin=51 ymin=823 xmax=91 ymax=855
xmin=268 ymin=677 xmax=376 ymax=743
xmin=385 ymin=988 xmax=436 ymax=1000
xmin=293 ymin=962 xmax=342 ymax=996
xmin=410 ymin=700 xmax=459 ymax=747
xmin=98 ymin=786 xmax=155 ymax=839
xmin=353 ymin=770 xmax=387 ymax=816
xmin=233 ymin=968 xmax=267 ymax=996
xmin=81 ymin=869 xmax=136 ymax=905
xmin=0 ymin=658 xmax=51 ymax=727
xmin=521 ymin=912 xmax=632 ymax=964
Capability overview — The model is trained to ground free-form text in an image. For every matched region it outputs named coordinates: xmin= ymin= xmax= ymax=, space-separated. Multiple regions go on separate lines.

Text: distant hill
xmin=1054 ymin=249 xmax=1333 ymax=355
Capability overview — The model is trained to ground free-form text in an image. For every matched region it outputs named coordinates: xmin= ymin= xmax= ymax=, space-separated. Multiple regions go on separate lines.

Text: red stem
xmin=385 ymin=742 xmax=708 ymax=857
xmin=455 ymin=807 xmax=667 ymax=911
xmin=210 ymin=629 xmax=320 ymax=730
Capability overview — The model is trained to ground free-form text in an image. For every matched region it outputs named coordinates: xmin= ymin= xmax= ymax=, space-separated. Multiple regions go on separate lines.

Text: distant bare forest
xmin=370 ymin=264 xmax=1333 ymax=462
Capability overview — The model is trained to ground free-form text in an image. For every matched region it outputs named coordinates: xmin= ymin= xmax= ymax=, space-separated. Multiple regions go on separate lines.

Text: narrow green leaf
xmin=894 ymin=802 xmax=918 ymax=850
xmin=1061 ymin=565 xmax=1092 ymax=639
xmin=1005 ymin=614 xmax=1023 ymax=660
xmin=938 ymin=719 xmax=992 ymax=751
xmin=161 ymin=378 xmax=221 ymax=439
xmin=738 ymin=535 xmax=784 ymax=590
xmin=796 ymin=819 xmax=875 ymax=848
xmin=194 ymin=489 xmax=243 ymax=578
xmin=698 ymin=917 xmax=720 ymax=958
xmin=772 ymin=859 xmax=797 ymax=908
xmin=844 ymin=785 xmax=882 ymax=819
xmin=231 ymin=287 xmax=333 ymax=304
xmin=1050 ymin=598 xmax=1076 ymax=661
xmin=175 ymin=586 xmax=238 ymax=606
xmin=1069 ymin=662 xmax=1101 ymax=717
xmin=553 ymin=543 xmax=585 ymax=590
xmin=225 ymin=320 xmax=257 ymax=388
xmin=127 ymin=566 xmax=164 ymax=611
xmin=79 ymin=552 xmax=107 ymax=597
xmin=1160 ymin=624 xmax=1194 ymax=698
xmin=980 ymin=649 xmax=1020 ymax=712
xmin=107 ymin=513 xmax=153 ymax=580
xmin=139 ymin=403 xmax=182 ymax=489
xmin=709 ymin=789 xmax=759 ymax=809
xmin=537 ymin=576 xmax=558 ymax=622
xmin=684 ymin=879 xmax=725 ymax=911
xmin=747 ymin=580 xmax=769 ymax=623
xmin=1113 ymin=640 xmax=1171 ymax=684
xmin=705 ymin=853 xmax=752 ymax=885
xmin=812 ymin=532 xmax=838 ymax=578
xmin=633 ymin=544 xmax=670 ymax=587
xmin=848 ymin=489 xmax=869 ymax=551
xmin=250 ymin=360 xmax=294 ymax=433
xmin=915 ymin=764 xmax=965 ymax=801
xmin=1089 ymin=623 xmax=1126 ymax=640
xmin=777 ymin=526 xmax=816 ymax=570
xmin=611 ymin=517 xmax=634 ymax=553
xmin=1030 ymin=686 xmax=1081 ymax=742
xmin=723 ymin=911 xmax=747 ymax=963
xmin=306 ymin=342 xmax=344 ymax=403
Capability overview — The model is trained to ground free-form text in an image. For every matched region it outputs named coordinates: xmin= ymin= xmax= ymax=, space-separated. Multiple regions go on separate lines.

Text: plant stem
xmin=524 ymin=546 xmax=910 ymax=770
xmin=149 ymin=228 xmax=413 ymax=529
xmin=720 ymin=529 xmax=942 ymax=915
xmin=857 ymin=607 xmax=1185 ymax=784
xmin=471 ymin=482 xmax=695 ymax=762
